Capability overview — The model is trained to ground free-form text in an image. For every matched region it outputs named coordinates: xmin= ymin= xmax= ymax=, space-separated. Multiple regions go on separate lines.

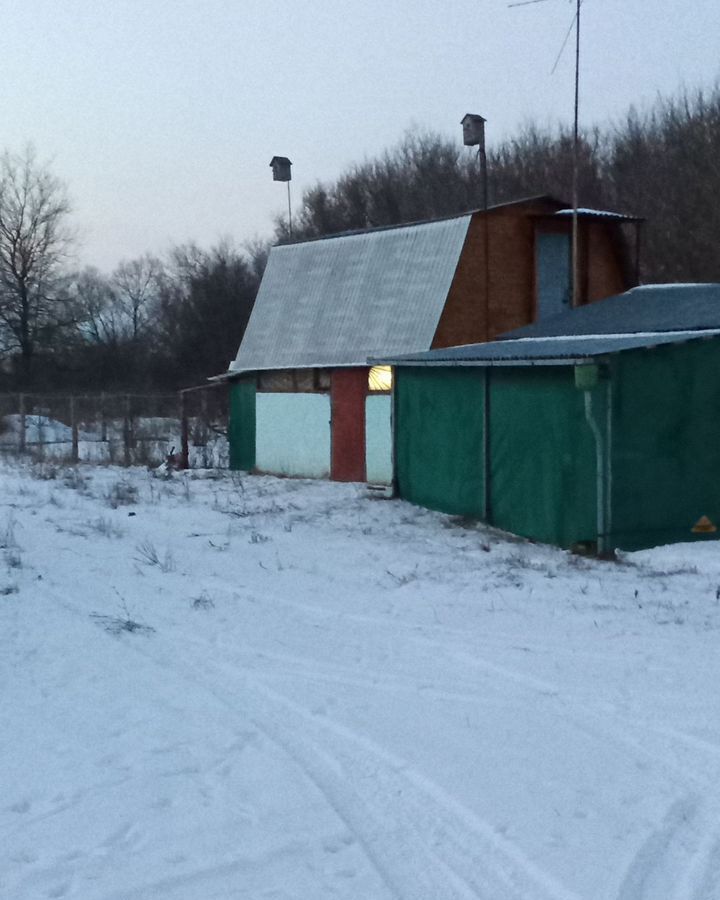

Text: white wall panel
xmin=256 ymin=393 xmax=330 ymax=478
xmin=365 ymin=395 xmax=393 ymax=484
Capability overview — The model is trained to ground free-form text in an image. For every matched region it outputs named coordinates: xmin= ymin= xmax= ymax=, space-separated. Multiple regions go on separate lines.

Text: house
xmin=380 ymin=283 xmax=720 ymax=552
xmin=227 ymin=196 xmax=639 ymax=482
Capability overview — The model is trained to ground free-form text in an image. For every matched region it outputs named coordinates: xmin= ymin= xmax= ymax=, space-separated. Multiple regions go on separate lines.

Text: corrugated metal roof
xmin=229 ymin=214 xmax=472 ymax=373
xmin=503 ymin=284 xmax=720 ymax=340
xmin=376 ymin=329 xmax=720 ymax=367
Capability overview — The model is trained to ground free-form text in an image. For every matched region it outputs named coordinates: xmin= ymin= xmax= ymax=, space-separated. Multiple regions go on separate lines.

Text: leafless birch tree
xmin=0 ymin=145 xmax=74 ymax=379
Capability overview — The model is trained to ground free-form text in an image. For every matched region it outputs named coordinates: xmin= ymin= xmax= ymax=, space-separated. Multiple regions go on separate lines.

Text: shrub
xmin=105 ymin=479 xmax=138 ymax=508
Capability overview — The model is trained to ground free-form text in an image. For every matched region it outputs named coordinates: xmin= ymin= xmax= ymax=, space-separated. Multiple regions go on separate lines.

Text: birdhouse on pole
xmin=461 ymin=114 xmax=486 ymax=150
xmin=270 ymin=156 xmax=292 ymax=182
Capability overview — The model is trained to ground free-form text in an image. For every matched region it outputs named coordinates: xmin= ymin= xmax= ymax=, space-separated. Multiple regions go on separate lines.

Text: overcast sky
xmin=1 ymin=0 xmax=717 ymax=271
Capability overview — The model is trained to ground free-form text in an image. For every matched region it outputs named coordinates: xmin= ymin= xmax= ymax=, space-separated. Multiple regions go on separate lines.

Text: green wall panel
xmin=489 ymin=368 xmax=598 ymax=548
xmin=229 ymin=378 xmax=256 ymax=471
xmin=392 ymin=335 xmax=720 ymax=552
xmin=610 ymin=339 xmax=720 ymax=550
xmin=395 ymin=367 xmax=485 ymax=518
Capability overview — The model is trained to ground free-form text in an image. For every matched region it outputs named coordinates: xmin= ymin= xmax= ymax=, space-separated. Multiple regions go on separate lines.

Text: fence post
xmin=180 ymin=391 xmax=190 ymax=470
xmin=100 ymin=391 xmax=107 ymax=442
xmin=37 ymin=398 xmax=45 ymax=459
xmin=70 ymin=396 xmax=79 ymax=463
xmin=18 ymin=393 xmax=26 ymax=455
xmin=123 ymin=395 xmax=131 ymax=467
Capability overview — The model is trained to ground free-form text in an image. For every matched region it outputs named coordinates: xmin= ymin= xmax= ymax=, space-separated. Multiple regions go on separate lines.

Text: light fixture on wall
xmin=368 ymin=366 xmax=393 ymax=392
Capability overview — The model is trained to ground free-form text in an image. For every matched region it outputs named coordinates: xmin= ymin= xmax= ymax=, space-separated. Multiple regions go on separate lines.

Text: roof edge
xmin=272 ymin=195 xmax=567 ymax=249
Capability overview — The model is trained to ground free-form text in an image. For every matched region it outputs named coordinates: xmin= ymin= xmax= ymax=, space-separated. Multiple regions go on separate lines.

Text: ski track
xmin=141 ymin=632 xmax=720 ymax=900
xmin=207 ymin=629 xmax=720 ymax=798
xmin=145 ymin=636 xmax=582 ymax=900
xmin=33 ymin=576 xmax=720 ymax=900
xmin=39 ymin=580 xmax=579 ymax=900
xmin=211 ymin=640 xmax=720 ymax=798
xmin=612 ymin=794 xmax=720 ymax=900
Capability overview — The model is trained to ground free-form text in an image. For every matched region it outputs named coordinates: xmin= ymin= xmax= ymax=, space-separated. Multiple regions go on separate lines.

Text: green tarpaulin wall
xmin=610 ymin=339 xmax=720 ymax=550
xmin=395 ymin=368 xmax=485 ymax=518
xmin=395 ymin=366 xmax=598 ymax=547
xmin=490 ymin=368 xmax=598 ymax=547
xmin=395 ymin=336 xmax=720 ymax=551
xmin=229 ymin=378 xmax=256 ymax=471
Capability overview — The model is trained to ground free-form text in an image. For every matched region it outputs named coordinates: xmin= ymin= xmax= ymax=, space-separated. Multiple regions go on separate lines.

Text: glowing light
xmin=368 ymin=366 xmax=393 ymax=392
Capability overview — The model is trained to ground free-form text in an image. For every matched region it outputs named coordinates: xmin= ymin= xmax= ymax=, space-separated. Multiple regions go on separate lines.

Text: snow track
xmin=614 ymin=794 xmax=720 ymax=900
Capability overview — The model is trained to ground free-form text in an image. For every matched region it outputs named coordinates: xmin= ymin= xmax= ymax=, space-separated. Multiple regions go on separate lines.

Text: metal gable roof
xmin=502 ymin=284 xmax=720 ymax=340
xmin=376 ymin=329 xmax=720 ymax=367
xmin=230 ymin=216 xmax=473 ymax=373
xmin=228 ymin=215 xmax=473 ymax=373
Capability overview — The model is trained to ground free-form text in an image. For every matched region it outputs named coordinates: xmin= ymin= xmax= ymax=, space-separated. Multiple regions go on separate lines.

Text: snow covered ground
xmin=2 ymin=461 xmax=720 ymax=900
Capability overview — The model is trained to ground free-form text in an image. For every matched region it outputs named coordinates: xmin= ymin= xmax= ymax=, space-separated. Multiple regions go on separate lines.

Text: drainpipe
xmin=581 ymin=371 xmax=612 ymax=555
xmin=583 ymin=390 xmax=605 ymax=553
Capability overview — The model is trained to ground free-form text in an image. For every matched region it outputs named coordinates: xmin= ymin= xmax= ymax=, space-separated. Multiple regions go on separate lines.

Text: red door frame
xmin=331 ymin=368 xmax=368 ymax=482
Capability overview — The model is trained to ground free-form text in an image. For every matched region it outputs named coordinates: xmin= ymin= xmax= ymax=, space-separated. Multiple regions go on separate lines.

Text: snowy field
xmin=2 ymin=462 xmax=720 ymax=900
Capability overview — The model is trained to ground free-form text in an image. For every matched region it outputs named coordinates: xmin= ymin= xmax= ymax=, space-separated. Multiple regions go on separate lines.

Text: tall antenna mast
xmin=571 ymin=0 xmax=581 ymax=306
xmin=509 ymin=0 xmax=583 ymax=306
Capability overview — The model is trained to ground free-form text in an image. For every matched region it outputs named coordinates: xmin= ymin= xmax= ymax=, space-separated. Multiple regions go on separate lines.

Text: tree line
xmin=277 ymin=85 xmax=720 ymax=285
xmin=1 ymin=85 xmax=718 ymax=391
xmin=0 ymin=146 xmax=267 ymax=391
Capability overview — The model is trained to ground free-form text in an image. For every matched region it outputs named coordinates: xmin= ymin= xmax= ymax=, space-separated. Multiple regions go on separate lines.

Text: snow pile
xmin=1 ymin=413 xmax=80 ymax=444
xmin=1 ymin=461 xmax=720 ymax=899
xmin=0 ymin=415 xmax=228 ymax=468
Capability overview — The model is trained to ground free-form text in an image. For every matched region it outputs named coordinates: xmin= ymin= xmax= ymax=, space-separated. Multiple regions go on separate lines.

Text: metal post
xmin=70 ymin=396 xmax=79 ymax=464
xmin=287 ymin=182 xmax=293 ymax=239
xmin=571 ymin=0 xmax=581 ymax=306
xmin=634 ymin=221 xmax=643 ymax=286
xmin=479 ymin=146 xmax=490 ymax=340
xmin=100 ymin=391 xmax=107 ymax=442
xmin=37 ymin=399 xmax=45 ymax=459
xmin=18 ymin=393 xmax=26 ymax=455
xmin=180 ymin=391 xmax=190 ymax=470
xmin=123 ymin=395 xmax=131 ymax=467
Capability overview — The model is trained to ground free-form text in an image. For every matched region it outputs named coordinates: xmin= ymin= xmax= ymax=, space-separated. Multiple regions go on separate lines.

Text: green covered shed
xmin=384 ymin=325 xmax=720 ymax=552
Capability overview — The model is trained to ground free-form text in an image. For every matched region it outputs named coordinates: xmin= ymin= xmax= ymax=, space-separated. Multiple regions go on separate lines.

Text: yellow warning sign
xmin=691 ymin=515 xmax=717 ymax=534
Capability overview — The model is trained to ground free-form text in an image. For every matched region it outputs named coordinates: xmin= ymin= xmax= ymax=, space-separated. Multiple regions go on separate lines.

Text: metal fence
xmin=0 ymin=385 xmax=229 ymax=469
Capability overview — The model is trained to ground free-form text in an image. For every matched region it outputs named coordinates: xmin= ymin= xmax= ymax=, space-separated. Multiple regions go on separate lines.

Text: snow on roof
xmin=229 ymin=214 xmax=472 ymax=373
xmin=501 ymin=284 xmax=720 ymax=341
xmin=555 ymin=208 xmax=640 ymax=221
xmin=376 ymin=329 xmax=720 ymax=367
xmin=512 ymin=328 xmax=720 ymax=343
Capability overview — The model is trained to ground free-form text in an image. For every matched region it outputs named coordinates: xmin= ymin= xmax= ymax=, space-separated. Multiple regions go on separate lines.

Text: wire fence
xmin=0 ymin=385 xmax=229 ymax=469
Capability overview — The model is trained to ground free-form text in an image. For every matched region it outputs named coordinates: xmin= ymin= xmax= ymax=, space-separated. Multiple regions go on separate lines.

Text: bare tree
xmin=112 ymin=253 xmax=162 ymax=341
xmin=0 ymin=145 xmax=74 ymax=379
xmin=73 ymin=267 xmax=122 ymax=347
xmin=153 ymin=240 xmax=261 ymax=386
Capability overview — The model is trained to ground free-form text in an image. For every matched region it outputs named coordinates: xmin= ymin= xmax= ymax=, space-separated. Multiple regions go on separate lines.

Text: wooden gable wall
xmin=431 ymin=200 xmax=633 ymax=349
